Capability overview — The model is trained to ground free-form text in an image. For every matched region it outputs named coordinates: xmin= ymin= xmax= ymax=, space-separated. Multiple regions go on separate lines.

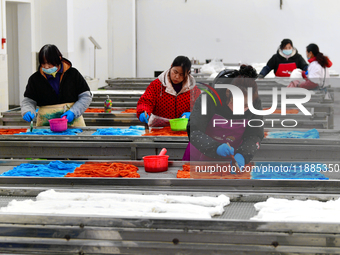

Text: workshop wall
xmin=133 ymin=0 xmax=340 ymax=77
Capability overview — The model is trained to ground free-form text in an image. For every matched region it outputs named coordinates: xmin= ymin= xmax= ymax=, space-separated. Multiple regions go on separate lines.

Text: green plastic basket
xmin=169 ymin=118 xmax=188 ymax=131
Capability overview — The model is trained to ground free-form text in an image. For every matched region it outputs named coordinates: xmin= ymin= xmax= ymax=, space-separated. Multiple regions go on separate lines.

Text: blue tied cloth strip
xmin=0 ymin=161 xmax=81 ymax=177
xmin=251 ymin=162 xmax=328 ymax=180
xmin=92 ymin=126 xmax=145 ymax=136
xmin=16 ymin=129 xmax=83 ymax=135
xmin=266 ymin=128 xmax=319 ymax=139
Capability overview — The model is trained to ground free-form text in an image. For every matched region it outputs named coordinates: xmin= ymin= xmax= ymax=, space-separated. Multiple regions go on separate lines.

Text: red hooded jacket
xmin=137 ymin=70 xmax=201 ymax=119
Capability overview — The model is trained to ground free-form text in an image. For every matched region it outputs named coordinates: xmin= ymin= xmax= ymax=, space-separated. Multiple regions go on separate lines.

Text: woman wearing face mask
xmin=137 ymin=56 xmax=201 ymax=123
xmin=258 ymin=39 xmax=308 ymax=78
xmin=182 ymin=65 xmax=264 ymax=170
xmin=288 ymin=43 xmax=332 ymax=89
xmin=21 ymin=44 xmax=92 ymax=126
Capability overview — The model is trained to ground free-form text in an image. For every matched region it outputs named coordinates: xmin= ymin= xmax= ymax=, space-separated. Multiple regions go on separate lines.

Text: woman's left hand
xmin=181 ymin=112 xmax=191 ymax=118
xmin=61 ymin=110 xmax=75 ymax=122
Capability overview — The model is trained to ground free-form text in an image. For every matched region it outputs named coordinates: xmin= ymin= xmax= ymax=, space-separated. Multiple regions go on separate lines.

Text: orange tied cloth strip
xmin=65 ymin=162 xmax=140 ymax=178
xmin=177 ymin=163 xmax=252 ymax=179
xmin=142 ymin=126 xmax=187 ymax=137
xmin=263 ymin=108 xmax=299 ymax=114
xmin=85 ymin=108 xmax=105 ymax=113
xmin=0 ymin=129 xmax=27 ymax=135
xmin=121 ymin=108 xmax=137 ymax=113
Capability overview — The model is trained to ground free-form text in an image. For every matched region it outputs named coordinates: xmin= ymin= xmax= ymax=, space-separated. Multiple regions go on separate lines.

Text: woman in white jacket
xmin=289 ymin=43 xmax=332 ymax=89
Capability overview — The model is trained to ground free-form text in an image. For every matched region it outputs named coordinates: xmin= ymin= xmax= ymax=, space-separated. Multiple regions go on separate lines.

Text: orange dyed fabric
xmin=85 ymin=108 xmax=105 ymax=113
xmin=263 ymin=108 xmax=299 ymax=114
xmin=143 ymin=127 xmax=187 ymax=137
xmin=121 ymin=108 xmax=137 ymax=113
xmin=264 ymin=132 xmax=268 ymax=138
xmin=0 ymin=129 xmax=27 ymax=135
xmin=65 ymin=162 xmax=140 ymax=178
xmin=177 ymin=163 xmax=252 ymax=179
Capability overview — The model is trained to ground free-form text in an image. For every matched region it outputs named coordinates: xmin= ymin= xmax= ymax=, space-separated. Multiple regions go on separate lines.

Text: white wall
xmin=6 ymin=2 xmax=18 ymax=106
xmin=34 ymin=0 xmax=68 ymax=53
xmin=0 ymin=0 xmax=8 ymax=113
xmin=108 ymin=0 xmax=136 ymax=78
xmin=72 ymin=0 xmax=108 ymax=87
xmin=131 ymin=0 xmax=340 ymax=77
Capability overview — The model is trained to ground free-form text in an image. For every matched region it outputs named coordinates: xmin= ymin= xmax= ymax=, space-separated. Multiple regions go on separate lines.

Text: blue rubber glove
xmin=139 ymin=112 xmax=149 ymax=124
xmin=216 ymin=143 xmax=234 ymax=157
xmin=305 ymin=70 xmax=308 ymax=75
xmin=23 ymin=112 xmax=35 ymax=122
xmin=61 ymin=110 xmax=75 ymax=123
xmin=181 ymin=112 xmax=191 ymax=119
xmin=231 ymin=153 xmax=245 ymax=171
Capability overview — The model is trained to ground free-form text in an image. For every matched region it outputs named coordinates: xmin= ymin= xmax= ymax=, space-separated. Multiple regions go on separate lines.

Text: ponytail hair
xmin=306 ymin=43 xmax=330 ymax=68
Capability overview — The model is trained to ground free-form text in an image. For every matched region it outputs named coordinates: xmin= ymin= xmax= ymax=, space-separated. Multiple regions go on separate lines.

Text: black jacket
xmin=24 ymin=58 xmax=90 ymax=106
xmin=188 ymin=90 xmax=264 ymax=164
xmin=260 ymin=49 xmax=308 ymax=77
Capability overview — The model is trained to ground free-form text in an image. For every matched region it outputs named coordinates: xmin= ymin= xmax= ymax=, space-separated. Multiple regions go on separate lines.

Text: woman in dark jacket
xmin=21 ymin=44 xmax=92 ymax=126
xmin=258 ymin=39 xmax=308 ymax=78
xmin=183 ymin=65 xmax=264 ymax=170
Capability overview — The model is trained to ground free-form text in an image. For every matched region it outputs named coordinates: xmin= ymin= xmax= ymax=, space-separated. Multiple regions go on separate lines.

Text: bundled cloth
xmin=266 ymin=128 xmax=319 ymax=139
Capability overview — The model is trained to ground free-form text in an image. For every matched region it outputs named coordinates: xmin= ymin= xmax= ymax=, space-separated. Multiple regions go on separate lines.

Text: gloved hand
xmin=139 ymin=112 xmax=149 ymax=124
xmin=23 ymin=112 xmax=35 ymax=122
xmin=61 ymin=110 xmax=75 ymax=123
xmin=216 ymin=143 xmax=234 ymax=157
xmin=230 ymin=153 xmax=245 ymax=170
xmin=181 ymin=112 xmax=191 ymax=119
xmin=302 ymin=71 xmax=307 ymax=79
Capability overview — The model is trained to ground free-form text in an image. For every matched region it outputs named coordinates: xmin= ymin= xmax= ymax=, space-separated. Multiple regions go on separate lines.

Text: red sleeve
xmin=299 ymin=79 xmax=319 ymax=90
xmin=136 ymin=79 xmax=161 ymax=118
xmin=327 ymin=59 xmax=333 ymax=68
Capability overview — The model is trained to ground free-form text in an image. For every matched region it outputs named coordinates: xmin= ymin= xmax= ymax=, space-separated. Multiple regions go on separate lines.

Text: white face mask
xmin=42 ymin=66 xmax=58 ymax=74
xmin=282 ymin=49 xmax=292 ymax=56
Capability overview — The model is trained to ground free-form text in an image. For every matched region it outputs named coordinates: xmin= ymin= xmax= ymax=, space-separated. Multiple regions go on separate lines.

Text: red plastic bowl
xmin=143 ymin=155 xmax=169 ymax=172
xmin=49 ymin=116 xmax=68 ymax=132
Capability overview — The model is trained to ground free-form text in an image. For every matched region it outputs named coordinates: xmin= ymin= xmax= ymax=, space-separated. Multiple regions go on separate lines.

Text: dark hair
xmin=306 ymin=43 xmax=329 ymax=68
xmin=227 ymin=65 xmax=259 ymax=103
xmin=38 ymin=44 xmax=63 ymax=66
xmin=280 ymin=39 xmax=293 ymax=50
xmin=171 ymin=56 xmax=191 ymax=75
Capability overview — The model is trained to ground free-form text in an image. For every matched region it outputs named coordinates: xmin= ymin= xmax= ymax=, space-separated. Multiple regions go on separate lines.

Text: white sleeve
xmin=308 ymin=63 xmax=323 ymax=79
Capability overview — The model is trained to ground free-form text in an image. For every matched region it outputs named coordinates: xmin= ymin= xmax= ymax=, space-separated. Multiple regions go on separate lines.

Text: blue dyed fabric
xmin=92 ymin=126 xmax=144 ymax=136
xmin=16 ymin=129 xmax=83 ymax=136
xmin=266 ymin=128 xmax=319 ymax=139
xmin=251 ymin=162 xmax=328 ymax=180
xmin=128 ymin=126 xmax=145 ymax=130
xmin=0 ymin=161 xmax=81 ymax=177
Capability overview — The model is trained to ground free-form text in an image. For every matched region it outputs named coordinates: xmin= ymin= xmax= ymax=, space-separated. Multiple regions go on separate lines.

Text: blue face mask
xmin=42 ymin=66 xmax=58 ymax=74
xmin=282 ymin=49 xmax=292 ymax=56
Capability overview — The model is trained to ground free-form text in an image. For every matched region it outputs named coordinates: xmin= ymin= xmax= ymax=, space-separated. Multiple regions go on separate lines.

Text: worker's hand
xmin=216 ymin=143 xmax=234 ymax=157
xmin=288 ymin=80 xmax=300 ymax=88
xmin=302 ymin=71 xmax=307 ymax=79
xmin=23 ymin=112 xmax=35 ymax=122
xmin=230 ymin=153 xmax=245 ymax=170
xmin=181 ymin=112 xmax=191 ymax=119
xmin=61 ymin=110 xmax=75 ymax=123
xmin=139 ymin=112 xmax=149 ymax=124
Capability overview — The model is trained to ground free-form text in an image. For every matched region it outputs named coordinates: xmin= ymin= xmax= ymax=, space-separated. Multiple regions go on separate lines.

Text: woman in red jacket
xmin=137 ymin=56 xmax=201 ymax=123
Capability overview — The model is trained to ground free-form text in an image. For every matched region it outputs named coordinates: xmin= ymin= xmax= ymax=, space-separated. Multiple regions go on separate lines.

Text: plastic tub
xmin=49 ymin=116 xmax=68 ymax=132
xmin=169 ymin=118 xmax=188 ymax=131
xmin=143 ymin=155 xmax=169 ymax=172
